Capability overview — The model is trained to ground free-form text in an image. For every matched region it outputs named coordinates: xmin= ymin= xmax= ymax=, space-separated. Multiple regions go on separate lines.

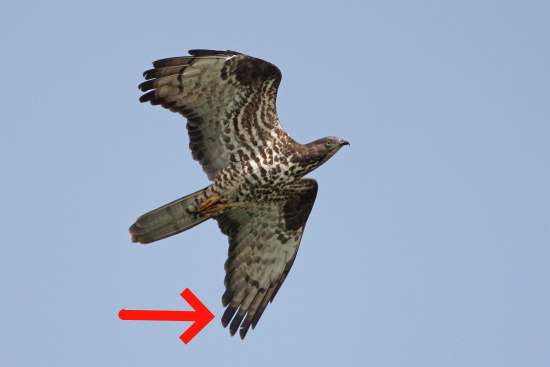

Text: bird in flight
xmin=129 ymin=50 xmax=348 ymax=339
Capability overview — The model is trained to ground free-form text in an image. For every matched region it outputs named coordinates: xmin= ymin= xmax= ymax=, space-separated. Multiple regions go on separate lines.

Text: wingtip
xmin=188 ymin=49 xmax=235 ymax=57
xmin=139 ymin=90 xmax=155 ymax=103
xmin=138 ymin=80 xmax=153 ymax=92
xmin=239 ymin=327 xmax=249 ymax=339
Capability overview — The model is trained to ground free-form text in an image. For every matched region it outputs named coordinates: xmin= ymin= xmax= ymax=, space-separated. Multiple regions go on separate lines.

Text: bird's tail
xmin=129 ymin=187 xmax=209 ymax=244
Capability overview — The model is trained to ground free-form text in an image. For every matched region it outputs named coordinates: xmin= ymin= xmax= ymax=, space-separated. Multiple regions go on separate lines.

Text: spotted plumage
xmin=129 ymin=50 xmax=348 ymax=339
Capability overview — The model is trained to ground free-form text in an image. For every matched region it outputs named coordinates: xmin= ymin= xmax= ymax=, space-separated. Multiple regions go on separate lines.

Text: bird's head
xmin=315 ymin=136 xmax=349 ymax=155
xmin=320 ymin=136 xmax=350 ymax=150
xmin=301 ymin=136 xmax=349 ymax=169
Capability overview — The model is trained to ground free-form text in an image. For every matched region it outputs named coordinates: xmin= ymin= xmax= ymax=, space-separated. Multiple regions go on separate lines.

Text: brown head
xmin=295 ymin=136 xmax=349 ymax=173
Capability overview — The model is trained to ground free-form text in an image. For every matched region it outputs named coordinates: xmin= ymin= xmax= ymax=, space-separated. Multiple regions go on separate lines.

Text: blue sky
xmin=1 ymin=1 xmax=548 ymax=366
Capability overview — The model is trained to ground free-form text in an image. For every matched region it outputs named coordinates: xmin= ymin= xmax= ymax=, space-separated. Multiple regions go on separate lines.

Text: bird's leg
xmin=198 ymin=196 xmax=221 ymax=211
xmin=198 ymin=196 xmax=230 ymax=217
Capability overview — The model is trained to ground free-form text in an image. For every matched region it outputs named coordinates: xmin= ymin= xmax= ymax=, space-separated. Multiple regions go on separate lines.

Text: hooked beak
xmin=340 ymin=140 xmax=350 ymax=147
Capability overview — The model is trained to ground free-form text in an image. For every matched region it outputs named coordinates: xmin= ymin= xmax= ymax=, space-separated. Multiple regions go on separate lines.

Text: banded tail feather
xmin=130 ymin=187 xmax=209 ymax=244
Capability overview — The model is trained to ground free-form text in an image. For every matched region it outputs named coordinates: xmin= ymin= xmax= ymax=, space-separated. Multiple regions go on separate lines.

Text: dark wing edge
xmin=138 ymin=49 xmax=285 ymax=181
xmin=215 ymin=178 xmax=318 ymax=339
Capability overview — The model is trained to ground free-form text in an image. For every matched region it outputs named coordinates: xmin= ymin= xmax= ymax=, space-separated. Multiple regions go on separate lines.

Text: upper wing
xmin=139 ymin=50 xmax=287 ymax=180
xmin=214 ymin=178 xmax=318 ymax=339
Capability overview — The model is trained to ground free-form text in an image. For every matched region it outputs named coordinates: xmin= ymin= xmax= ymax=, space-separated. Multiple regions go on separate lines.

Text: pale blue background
xmin=1 ymin=1 xmax=548 ymax=366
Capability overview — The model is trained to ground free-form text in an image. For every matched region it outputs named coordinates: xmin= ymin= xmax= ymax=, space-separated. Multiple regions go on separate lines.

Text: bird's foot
xmin=198 ymin=196 xmax=230 ymax=217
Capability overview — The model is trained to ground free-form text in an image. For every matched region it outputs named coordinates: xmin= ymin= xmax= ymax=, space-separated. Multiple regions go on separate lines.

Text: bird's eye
xmin=325 ymin=140 xmax=333 ymax=146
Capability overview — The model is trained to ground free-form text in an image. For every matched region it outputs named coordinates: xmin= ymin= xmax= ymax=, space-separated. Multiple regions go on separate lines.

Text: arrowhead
xmin=179 ymin=288 xmax=215 ymax=344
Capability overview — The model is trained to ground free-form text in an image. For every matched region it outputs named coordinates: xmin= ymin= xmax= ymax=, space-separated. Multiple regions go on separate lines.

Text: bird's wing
xmin=139 ymin=49 xmax=287 ymax=180
xmin=214 ymin=178 xmax=318 ymax=338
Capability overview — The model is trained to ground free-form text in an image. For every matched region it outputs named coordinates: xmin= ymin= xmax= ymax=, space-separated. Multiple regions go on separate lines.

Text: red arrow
xmin=119 ymin=288 xmax=215 ymax=344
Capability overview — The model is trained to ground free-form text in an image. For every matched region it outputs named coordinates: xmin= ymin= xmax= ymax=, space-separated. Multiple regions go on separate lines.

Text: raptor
xmin=129 ymin=50 xmax=348 ymax=339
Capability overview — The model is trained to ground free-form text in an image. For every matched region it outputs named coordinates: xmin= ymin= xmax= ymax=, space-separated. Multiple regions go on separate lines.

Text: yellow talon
xmin=198 ymin=196 xmax=221 ymax=212
xmin=198 ymin=196 xmax=230 ymax=217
